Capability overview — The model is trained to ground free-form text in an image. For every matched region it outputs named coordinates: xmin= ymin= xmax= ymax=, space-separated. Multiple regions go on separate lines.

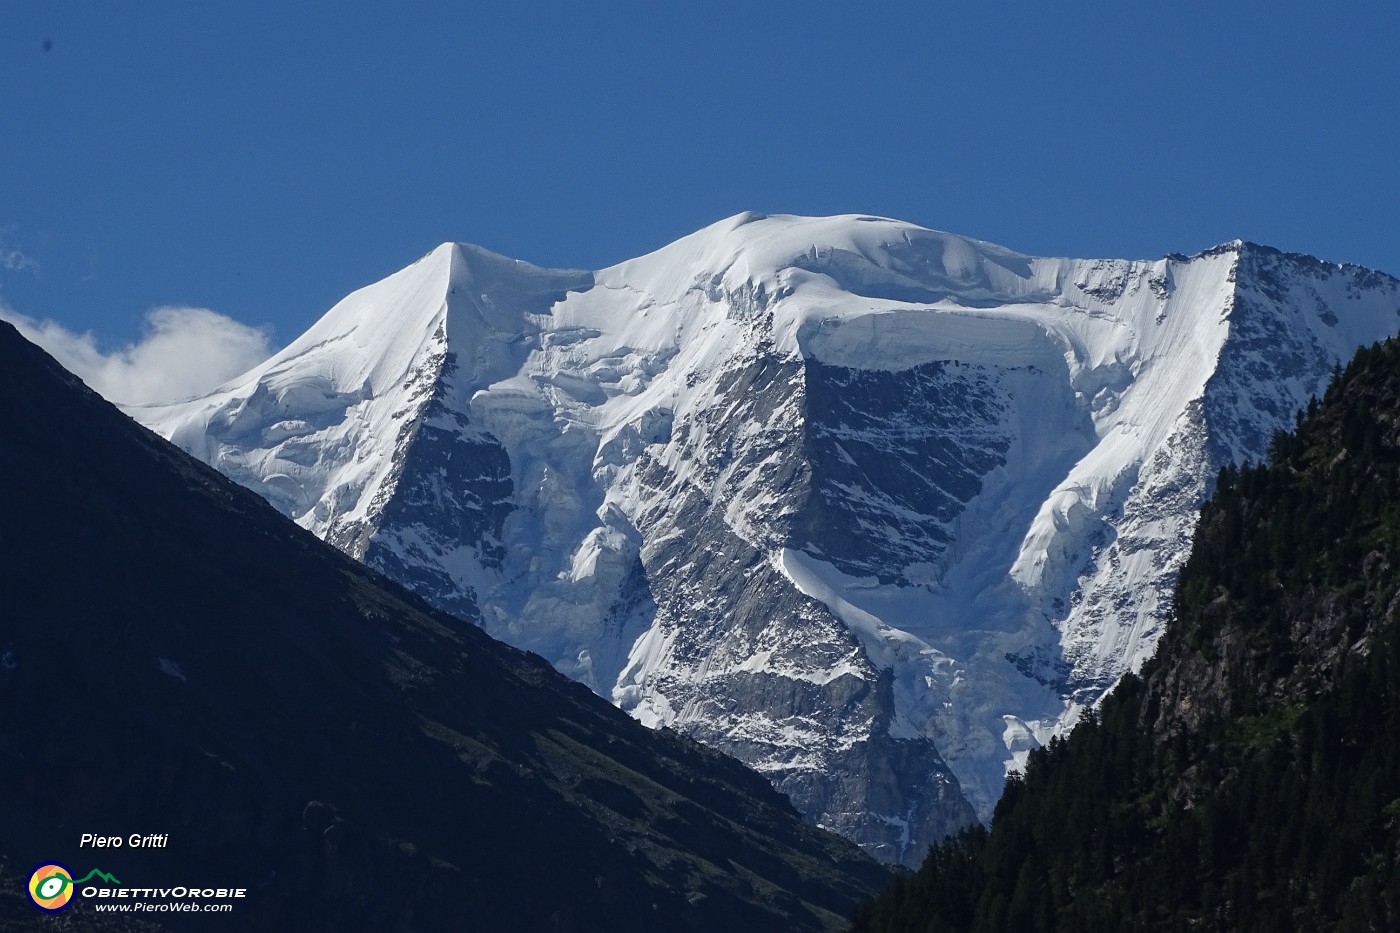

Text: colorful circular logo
xmin=28 ymin=863 xmax=75 ymax=912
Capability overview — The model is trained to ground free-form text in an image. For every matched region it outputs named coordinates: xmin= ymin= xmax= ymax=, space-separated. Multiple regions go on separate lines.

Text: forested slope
xmin=852 ymin=339 xmax=1400 ymax=931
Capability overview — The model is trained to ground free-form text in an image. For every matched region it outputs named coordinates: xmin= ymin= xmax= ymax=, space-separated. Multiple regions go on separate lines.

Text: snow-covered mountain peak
xmin=202 ymin=240 xmax=589 ymax=398
xmin=133 ymin=242 xmax=589 ymax=552
xmin=600 ymin=212 xmax=1042 ymax=316
xmin=130 ymin=215 xmax=1400 ymax=866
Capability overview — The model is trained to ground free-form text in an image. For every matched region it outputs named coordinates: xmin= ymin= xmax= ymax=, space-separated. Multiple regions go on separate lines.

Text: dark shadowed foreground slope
xmin=852 ymin=339 xmax=1400 ymax=931
xmin=0 ymin=321 xmax=888 ymax=932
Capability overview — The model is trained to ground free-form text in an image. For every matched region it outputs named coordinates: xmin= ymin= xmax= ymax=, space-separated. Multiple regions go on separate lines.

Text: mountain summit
xmin=131 ymin=213 xmax=1400 ymax=864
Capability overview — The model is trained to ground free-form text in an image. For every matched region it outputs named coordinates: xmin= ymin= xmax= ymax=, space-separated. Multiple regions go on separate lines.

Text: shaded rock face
xmin=793 ymin=358 xmax=1014 ymax=584
xmin=619 ymin=379 xmax=979 ymax=863
xmin=360 ymin=355 xmax=515 ymax=626
xmin=128 ymin=215 xmax=1400 ymax=866
xmin=594 ymin=346 xmax=986 ymax=864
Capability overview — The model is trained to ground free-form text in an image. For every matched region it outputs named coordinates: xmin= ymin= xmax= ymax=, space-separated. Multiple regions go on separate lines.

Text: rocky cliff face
xmin=129 ymin=214 xmax=1400 ymax=865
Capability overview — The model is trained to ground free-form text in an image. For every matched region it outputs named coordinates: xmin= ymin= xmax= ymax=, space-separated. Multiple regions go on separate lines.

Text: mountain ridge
xmin=127 ymin=214 xmax=1400 ymax=864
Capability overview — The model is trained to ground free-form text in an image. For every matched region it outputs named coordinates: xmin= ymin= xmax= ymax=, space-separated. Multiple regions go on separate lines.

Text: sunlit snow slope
xmin=130 ymin=214 xmax=1400 ymax=866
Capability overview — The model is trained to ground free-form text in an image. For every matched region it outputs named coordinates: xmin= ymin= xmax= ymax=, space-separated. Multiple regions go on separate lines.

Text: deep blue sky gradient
xmin=3 ymin=1 xmax=1398 ymax=347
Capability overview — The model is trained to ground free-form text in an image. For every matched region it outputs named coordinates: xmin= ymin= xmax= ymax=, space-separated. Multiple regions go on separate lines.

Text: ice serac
xmin=131 ymin=214 xmax=1400 ymax=867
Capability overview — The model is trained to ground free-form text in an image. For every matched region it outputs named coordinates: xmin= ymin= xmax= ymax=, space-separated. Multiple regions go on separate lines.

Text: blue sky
xmin=3 ymin=1 xmax=1398 ymax=370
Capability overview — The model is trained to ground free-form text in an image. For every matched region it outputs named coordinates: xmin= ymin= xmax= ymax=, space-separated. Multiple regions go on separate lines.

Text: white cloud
xmin=1 ymin=304 xmax=273 ymax=405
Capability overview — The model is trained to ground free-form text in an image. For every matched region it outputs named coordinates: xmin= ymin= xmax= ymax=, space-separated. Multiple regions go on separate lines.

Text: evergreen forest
xmin=852 ymin=339 xmax=1400 ymax=932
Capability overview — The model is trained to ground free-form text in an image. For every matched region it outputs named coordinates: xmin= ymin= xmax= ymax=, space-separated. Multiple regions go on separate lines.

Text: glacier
xmin=128 ymin=213 xmax=1400 ymax=866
